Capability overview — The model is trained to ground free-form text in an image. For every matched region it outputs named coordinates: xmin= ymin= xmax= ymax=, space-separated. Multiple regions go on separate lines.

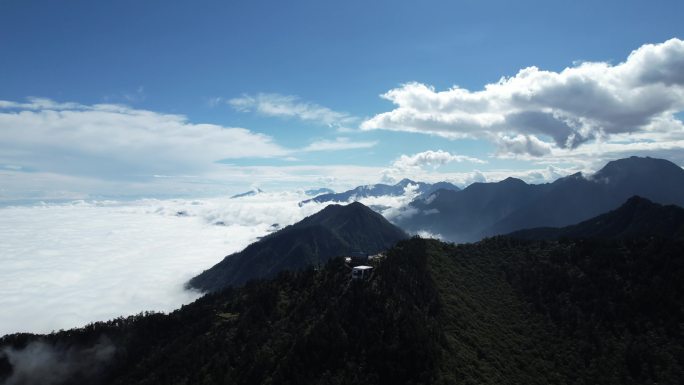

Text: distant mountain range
xmin=304 ymin=187 xmax=335 ymax=196
xmin=398 ymin=156 xmax=684 ymax=242
xmin=230 ymin=188 xmax=264 ymax=199
xmin=299 ymin=178 xmax=460 ymax=205
xmin=188 ymin=202 xmax=408 ymax=292
xmin=509 ymin=196 xmax=684 ymax=240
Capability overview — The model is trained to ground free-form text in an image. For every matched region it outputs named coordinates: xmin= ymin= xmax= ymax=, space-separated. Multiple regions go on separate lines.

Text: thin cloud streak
xmin=301 ymin=137 xmax=377 ymax=152
xmin=229 ymin=93 xmax=357 ymax=128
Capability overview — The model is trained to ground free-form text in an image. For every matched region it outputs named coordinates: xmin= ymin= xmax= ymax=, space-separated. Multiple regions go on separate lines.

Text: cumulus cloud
xmin=0 ymin=193 xmax=329 ymax=336
xmin=229 ymin=93 xmax=357 ymax=128
xmin=0 ymin=98 xmax=289 ymax=179
xmin=380 ymin=150 xmax=485 ymax=184
xmin=495 ymin=134 xmax=553 ymax=156
xmin=392 ymin=150 xmax=486 ymax=170
xmin=361 ymin=38 xmax=684 ymax=156
xmin=461 ymin=169 xmax=488 ymax=185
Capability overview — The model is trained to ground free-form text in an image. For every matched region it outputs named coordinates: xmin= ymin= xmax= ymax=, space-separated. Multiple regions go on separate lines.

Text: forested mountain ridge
xmin=3 ymin=232 xmax=682 ymax=384
xmin=509 ymin=195 xmax=684 ymax=240
xmin=188 ymin=201 xmax=408 ymax=292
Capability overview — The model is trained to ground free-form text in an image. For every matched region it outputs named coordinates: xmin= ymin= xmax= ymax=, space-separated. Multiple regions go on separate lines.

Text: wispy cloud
xmin=228 ymin=93 xmax=357 ymax=128
xmin=301 ymin=137 xmax=377 ymax=152
xmin=361 ymin=38 xmax=684 ymax=157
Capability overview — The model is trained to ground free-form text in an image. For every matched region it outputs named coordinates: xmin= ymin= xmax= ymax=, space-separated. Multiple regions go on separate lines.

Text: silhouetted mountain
xmin=487 ymin=156 xmax=684 ymax=235
xmin=299 ymin=179 xmax=460 ymax=205
xmin=417 ymin=181 xmax=461 ymax=197
xmin=304 ymin=187 xmax=335 ymax=196
xmin=509 ymin=196 xmax=684 ymax=240
xmin=230 ymin=188 xmax=264 ymax=199
xmin=400 ymin=156 xmax=684 ymax=242
xmin=398 ymin=177 xmax=549 ymax=242
xmin=188 ymin=202 xmax=408 ymax=292
xmin=5 ymin=235 xmax=683 ymax=384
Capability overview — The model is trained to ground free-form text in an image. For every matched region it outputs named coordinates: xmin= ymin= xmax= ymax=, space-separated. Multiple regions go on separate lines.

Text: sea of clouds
xmin=0 ymin=189 xmax=420 ymax=336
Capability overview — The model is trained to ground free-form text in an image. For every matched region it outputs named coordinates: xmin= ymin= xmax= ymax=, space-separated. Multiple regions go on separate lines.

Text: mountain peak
xmin=189 ymin=202 xmax=408 ymax=292
xmin=593 ymin=156 xmax=683 ymax=181
xmin=622 ymin=195 xmax=654 ymax=207
xmin=499 ymin=177 xmax=527 ymax=185
xmin=396 ymin=178 xmax=418 ymax=186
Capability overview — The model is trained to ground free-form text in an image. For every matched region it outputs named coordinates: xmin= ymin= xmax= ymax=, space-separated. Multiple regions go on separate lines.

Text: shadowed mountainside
xmin=3 ymin=232 xmax=682 ymax=384
xmin=399 ymin=156 xmax=684 ymax=242
xmin=188 ymin=202 xmax=408 ymax=292
xmin=509 ymin=196 xmax=684 ymax=241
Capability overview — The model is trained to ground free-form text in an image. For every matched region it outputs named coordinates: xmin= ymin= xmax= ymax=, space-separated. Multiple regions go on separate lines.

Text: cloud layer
xmin=0 ymin=189 xmax=448 ymax=337
xmin=0 ymin=193 xmax=330 ymax=336
xmin=361 ymin=38 xmax=684 ymax=156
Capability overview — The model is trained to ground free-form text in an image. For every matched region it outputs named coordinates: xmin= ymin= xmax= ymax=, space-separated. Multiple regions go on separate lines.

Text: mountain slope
xmin=487 ymin=157 xmax=684 ymax=236
xmin=509 ymin=196 xmax=684 ymax=240
xmin=188 ymin=202 xmax=408 ymax=292
xmin=4 ymin=235 xmax=683 ymax=384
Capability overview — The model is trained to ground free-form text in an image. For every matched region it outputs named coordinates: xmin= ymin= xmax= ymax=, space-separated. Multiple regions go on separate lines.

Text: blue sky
xmin=1 ymin=0 xmax=684 ymax=200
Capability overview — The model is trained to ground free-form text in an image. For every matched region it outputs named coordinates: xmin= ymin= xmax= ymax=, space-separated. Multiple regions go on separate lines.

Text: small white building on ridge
xmin=351 ymin=265 xmax=373 ymax=280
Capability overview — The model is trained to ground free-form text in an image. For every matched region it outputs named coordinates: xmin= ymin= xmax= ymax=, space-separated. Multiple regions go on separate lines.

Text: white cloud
xmin=0 ymin=193 xmax=330 ymax=336
xmin=494 ymin=134 xmax=553 ymax=156
xmin=228 ymin=93 xmax=356 ymax=128
xmin=380 ymin=150 xmax=486 ymax=184
xmin=0 ymin=99 xmax=289 ymax=179
xmin=301 ymin=137 xmax=377 ymax=152
xmin=0 ymin=189 xmax=444 ymax=336
xmin=0 ymin=99 xmax=387 ymax=200
xmin=462 ymin=169 xmax=488 ymax=185
xmin=415 ymin=230 xmax=443 ymax=240
xmin=361 ymin=38 xmax=684 ymax=157
xmin=392 ymin=150 xmax=486 ymax=170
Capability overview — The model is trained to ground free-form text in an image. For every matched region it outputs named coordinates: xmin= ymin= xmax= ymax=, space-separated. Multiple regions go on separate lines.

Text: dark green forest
xmin=2 ymin=234 xmax=683 ymax=384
